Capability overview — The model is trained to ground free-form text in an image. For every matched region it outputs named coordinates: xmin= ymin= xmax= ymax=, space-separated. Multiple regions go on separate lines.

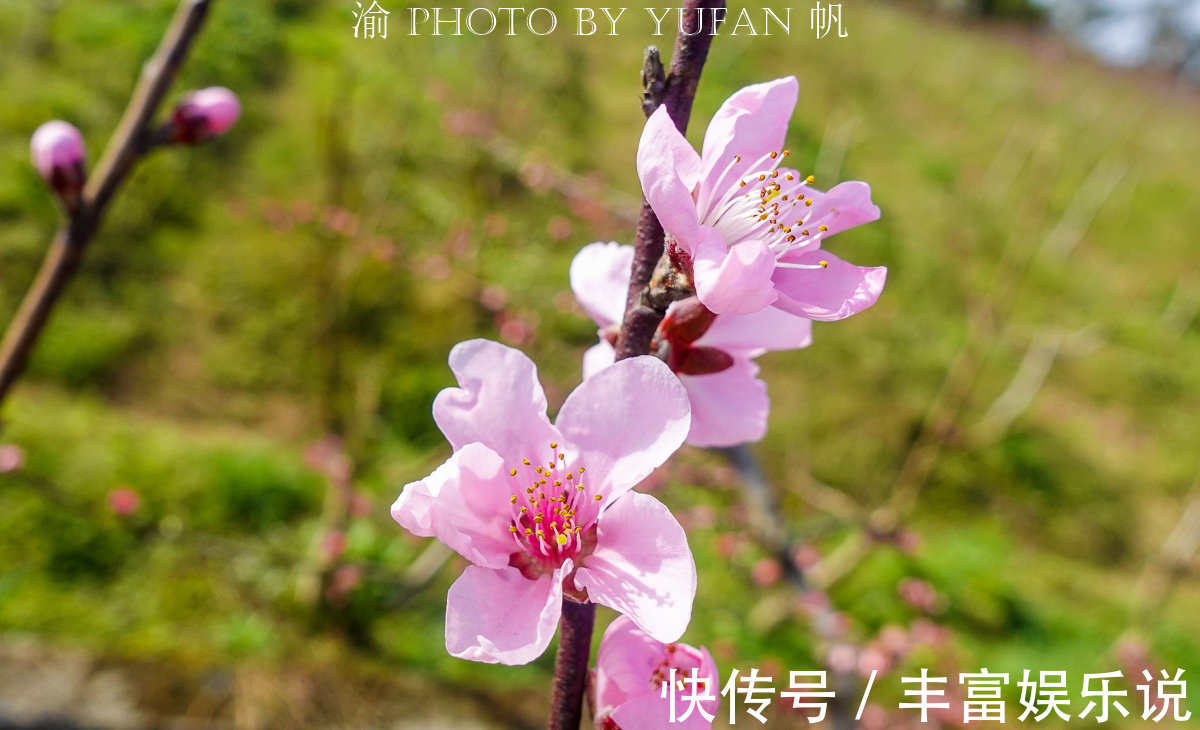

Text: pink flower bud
xmin=107 ymin=487 xmax=141 ymax=516
xmin=30 ymin=121 xmax=86 ymax=198
xmin=0 ymin=444 xmax=25 ymax=473
xmin=172 ymin=87 xmax=241 ymax=143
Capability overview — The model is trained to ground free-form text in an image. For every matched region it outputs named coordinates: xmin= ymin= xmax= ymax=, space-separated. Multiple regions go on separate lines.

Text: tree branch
xmin=0 ymin=0 xmax=213 ymax=409
xmin=614 ymin=0 xmax=725 ymax=362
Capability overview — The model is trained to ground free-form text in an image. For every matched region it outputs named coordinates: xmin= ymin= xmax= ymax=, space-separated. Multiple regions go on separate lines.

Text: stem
xmin=0 ymin=0 xmax=212 ymax=409
xmin=547 ymin=599 xmax=597 ymax=730
xmin=614 ymin=0 xmax=725 ymax=363
xmin=547 ymin=5 xmax=723 ymax=726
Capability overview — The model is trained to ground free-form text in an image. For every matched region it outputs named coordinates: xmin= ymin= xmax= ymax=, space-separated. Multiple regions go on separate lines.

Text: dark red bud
xmin=670 ymin=346 xmax=735 ymax=376
xmin=659 ymin=296 xmax=716 ymax=346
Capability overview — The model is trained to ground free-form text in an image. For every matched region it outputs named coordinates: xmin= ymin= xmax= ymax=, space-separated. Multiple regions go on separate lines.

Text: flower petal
xmin=555 ymin=356 xmax=689 ymax=507
xmin=693 ymin=228 xmax=778 ymax=315
xmin=445 ymin=561 xmax=569 ymax=665
xmin=594 ymin=615 xmax=666 ymax=715
xmin=582 ymin=339 xmax=616 ymax=380
xmin=695 ymin=306 xmax=812 ymax=355
xmin=799 ymin=181 xmax=881 ymax=238
xmin=433 ymin=339 xmax=562 ymax=458
xmin=571 ymin=241 xmax=634 ymax=328
xmin=637 ymin=106 xmax=703 ymax=253
xmin=771 ymin=249 xmax=887 ymax=322
xmin=679 ymin=359 xmax=770 ymax=448
xmin=611 ymin=690 xmax=718 ymax=730
xmin=391 ymin=442 xmax=517 ymax=570
xmin=575 ymin=491 xmax=696 ymax=643
xmin=697 ymin=77 xmax=799 ymax=215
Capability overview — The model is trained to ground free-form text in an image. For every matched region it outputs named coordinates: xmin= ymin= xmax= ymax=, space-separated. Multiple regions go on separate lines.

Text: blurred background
xmin=1 ymin=0 xmax=1199 ymax=727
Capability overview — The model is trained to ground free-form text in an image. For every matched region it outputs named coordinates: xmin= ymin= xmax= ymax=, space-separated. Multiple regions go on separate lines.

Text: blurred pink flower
xmin=858 ymin=644 xmax=892 ymax=676
xmin=571 ymin=241 xmax=812 ymax=447
xmin=593 ymin=615 xmax=719 ymax=730
xmin=751 ymin=558 xmax=783 ymax=587
xmin=172 ymin=87 xmax=240 ymax=142
xmin=496 ymin=312 xmax=536 ymax=346
xmin=827 ymin=643 xmax=857 ymax=673
xmin=106 ymin=487 xmax=141 ymax=516
xmin=305 ymin=434 xmax=352 ymax=488
xmin=898 ymin=577 xmax=940 ymax=614
xmin=31 ymin=121 xmax=86 ymax=197
xmin=322 ymin=529 xmax=348 ymax=560
xmin=792 ymin=544 xmax=821 ymax=571
xmin=479 ymin=284 xmax=508 ymax=312
xmin=482 ymin=213 xmax=508 ymax=238
xmin=348 ymin=491 xmax=373 ymax=518
xmin=0 ymin=445 xmax=25 ymax=473
xmin=391 ymin=339 xmax=695 ymax=665
xmin=547 ymin=215 xmax=573 ymax=241
xmin=326 ymin=564 xmax=363 ymax=606
xmin=636 ymin=77 xmax=886 ymax=317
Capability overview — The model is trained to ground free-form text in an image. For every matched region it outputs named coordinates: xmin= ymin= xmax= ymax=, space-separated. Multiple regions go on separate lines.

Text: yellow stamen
xmin=510 ymin=469 xmax=517 ymax=476
xmin=510 ymin=496 xmax=518 ymax=504
xmin=806 ymin=175 xmax=815 ymax=184
xmin=594 ymin=495 xmax=602 ymax=501
xmin=556 ymin=533 xmax=569 ymax=546
xmin=819 ymin=260 xmax=828 ymax=268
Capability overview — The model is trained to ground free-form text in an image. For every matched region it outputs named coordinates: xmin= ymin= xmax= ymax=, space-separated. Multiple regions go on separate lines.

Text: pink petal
xmin=571 ymin=242 xmax=633 ymax=328
xmin=679 ymin=359 xmax=770 ymax=448
xmin=799 ymin=181 xmax=881 ymax=238
xmin=594 ymin=615 xmax=666 ymax=714
xmin=697 ymin=77 xmax=798 ymax=214
xmin=611 ymin=690 xmax=718 ymax=730
xmin=445 ymin=561 xmax=569 ymax=665
xmin=582 ymin=340 xmax=616 ymax=380
xmin=695 ymin=306 xmax=812 ymax=355
xmin=555 ymin=356 xmax=689 ymax=509
xmin=574 ymin=491 xmax=696 ymax=643
xmin=433 ymin=339 xmax=562 ymax=459
xmin=693 ymin=228 xmax=777 ymax=315
xmin=637 ymin=106 xmax=703 ymax=253
xmin=391 ymin=442 xmax=518 ymax=570
xmin=771 ymin=249 xmax=887 ymax=322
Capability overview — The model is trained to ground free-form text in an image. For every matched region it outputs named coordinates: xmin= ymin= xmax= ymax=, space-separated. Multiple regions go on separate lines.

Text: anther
xmin=525 ymin=528 xmax=533 ymax=536
xmin=579 ymin=467 xmax=585 ymax=473
xmin=550 ymin=442 xmax=558 ymax=448
xmin=805 ymin=199 xmax=813 ymax=206
xmin=819 ymin=225 xmax=828 ymax=231
xmin=510 ymin=496 xmax=518 ymax=504
xmin=510 ymin=469 xmax=518 ymax=476
xmin=758 ymin=174 xmax=765 ymax=181
xmin=806 ymin=175 xmax=815 ymax=184
xmin=510 ymin=526 xmax=518 ymax=533
xmin=554 ymin=480 xmax=562 ymax=487
xmin=802 ymin=230 xmax=809 ymax=236
xmin=523 ymin=459 xmax=530 ymax=465
xmin=820 ymin=260 xmax=829 ymax=268
xmin=594 ymin=495 xmax=602 ymax=501
xmin=556 ymin=533 xmax=568 ymax=546
xmin=770 ymin=151 xmax=778 ymax=159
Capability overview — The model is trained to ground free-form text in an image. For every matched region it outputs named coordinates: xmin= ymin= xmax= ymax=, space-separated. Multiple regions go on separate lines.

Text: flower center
xmin=505 ymin=441 xmax=603 ymax=572
xmin=648 ymin=643 xmax=706 ymax=693
xmin=699 ymin=150 xmax=831 ymax=271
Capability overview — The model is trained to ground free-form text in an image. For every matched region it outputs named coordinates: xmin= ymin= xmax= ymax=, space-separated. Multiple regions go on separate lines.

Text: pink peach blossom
xmin=636 ymin=77 xmax=886 ymax=318
xmin=571 ymin=241 xmax=811 ymax=447
xmin=106 ymin=487 xmax=141 ymax=516
xmin=593 ymin=615 xmax=719 ymax=730
xmin=173 ymin=87 xmax=241 ymax=142
xmin=30 ymin=121 xmax=86 ymax=196
xmin=392 ymin=339 xmax=696 ymax=665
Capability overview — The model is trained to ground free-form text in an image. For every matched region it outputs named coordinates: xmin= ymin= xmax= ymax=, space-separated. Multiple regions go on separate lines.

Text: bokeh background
xmin=1 ymin=0 xmax=1198 ymax=727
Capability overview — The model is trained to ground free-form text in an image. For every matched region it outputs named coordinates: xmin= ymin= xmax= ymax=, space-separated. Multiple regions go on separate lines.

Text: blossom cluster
xmin=390 ymin=76 xmax=888 ymax=728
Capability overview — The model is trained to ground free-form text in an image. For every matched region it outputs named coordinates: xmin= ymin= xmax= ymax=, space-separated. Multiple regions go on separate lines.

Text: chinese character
xmin=352 ymin=1 xmax=389 ymax=38
xmin=1079 ymin=671 xmax=1130 ymax=722
xmin=780 ymin=670 xmax=837 ymax=724
xmin=660 ymin=667 xmax=717 ymax=724
xmin=960 ymin=669 xmax=1009 ymax=722
xmin=1018 ymin=670 xmax=1072 ymax=721
xmin=722 ymin=668 xmax=777 ymax=724
xmin=1138 ymin=669 xmax=1191 ymax=722
xmin=810 ymin=2 xmax=847 ymax=38
xmin=900 ymin=668 xmax=951 ymax=723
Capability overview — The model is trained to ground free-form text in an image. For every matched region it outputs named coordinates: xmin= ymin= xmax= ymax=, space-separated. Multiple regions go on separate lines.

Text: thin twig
xmin=0 ymin=0 xmax=213 ymax=409
xmin=547 ymin=600 xmax=596 ymax=730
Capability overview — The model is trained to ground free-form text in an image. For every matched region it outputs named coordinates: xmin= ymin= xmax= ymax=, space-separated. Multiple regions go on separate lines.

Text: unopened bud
xmin=172 ymin=87 xmax=241 ymax=143
xmin=30 ymin=121 xmax=87 ymax=204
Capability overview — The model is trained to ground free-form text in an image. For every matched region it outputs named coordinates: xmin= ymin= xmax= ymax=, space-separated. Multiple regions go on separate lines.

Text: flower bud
xmin=30 ymin=121 xmax=87 ymax=202
xmin=172 ymin=87 xmax=241 ymax=143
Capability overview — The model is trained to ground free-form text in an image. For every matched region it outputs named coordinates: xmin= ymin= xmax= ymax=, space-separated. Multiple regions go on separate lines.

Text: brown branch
xmin=0 ymin=0 xmax=213 ymax=409
xmin=547 ymin=600 xmax=596 ymax=730
xmin=614 ymin=0 xmax=725 ymax=362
